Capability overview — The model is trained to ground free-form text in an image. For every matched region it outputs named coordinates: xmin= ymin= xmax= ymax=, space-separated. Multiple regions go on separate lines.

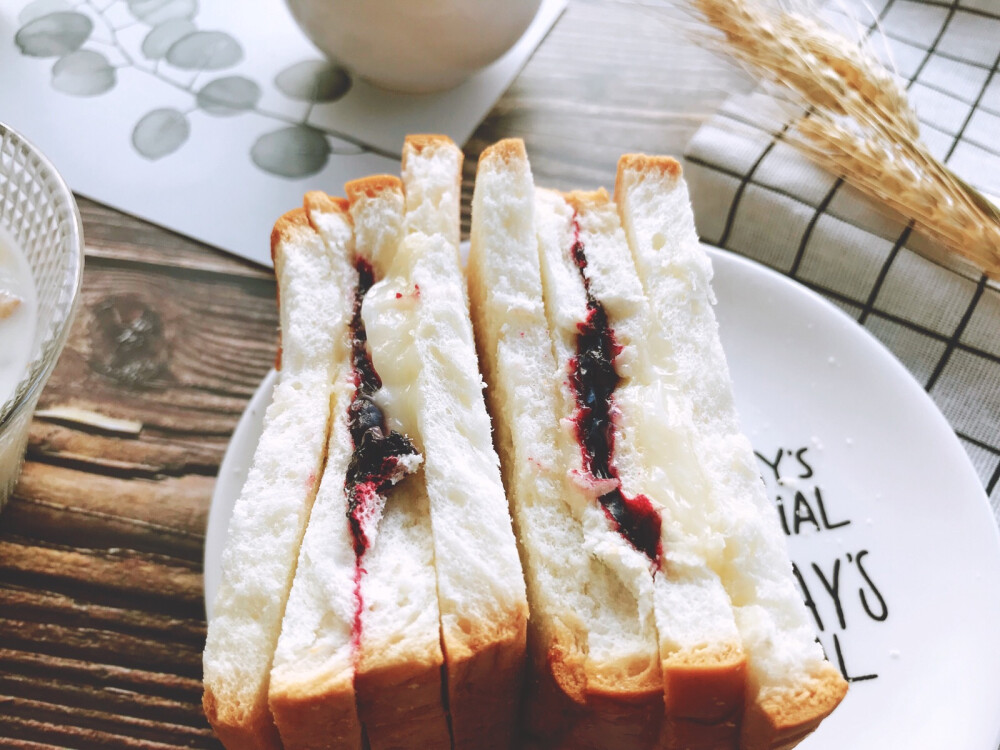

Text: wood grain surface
xmin=0 ymin=1 xmax=748 ymax=746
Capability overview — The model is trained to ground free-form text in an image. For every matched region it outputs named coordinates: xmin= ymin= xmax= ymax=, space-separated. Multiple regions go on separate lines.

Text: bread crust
xmin=740 ymin=662 xmax=847 ymax=750
xmin=203 ymin=685 xmax=283 ymax=750
xmin=480 ymin=137 xmax=529 ymax=165
xmin=355 ymin=656 xmax=450 ymax=750
xmin=303 ymin=190 xmax=350 ymax=217
xmin=267 ymin=668 xmax=361 ymax=750
xmin=562 ymin=187 xmax=613 ymax=213
xmin=402 ymin=133 xmax=455 ymax=162
xmin=660 ymin=645 xmax=747 ymax=750
xmin=522 ymin=643 xmax=662 ymax=750
xmin=613 ymin=154 xmax=683 ymax=204
xmin=444 ymin=609 xmax=528 ymax=750
xmin=662 ymin=644 xmax=746 ymax=722
xmin=345 ymin=174 xmax=404 ymax=201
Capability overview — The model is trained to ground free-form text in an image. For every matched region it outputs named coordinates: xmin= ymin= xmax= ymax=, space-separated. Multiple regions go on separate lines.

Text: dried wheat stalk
xmin=690 ymin=0 xmax=1000 ymax=279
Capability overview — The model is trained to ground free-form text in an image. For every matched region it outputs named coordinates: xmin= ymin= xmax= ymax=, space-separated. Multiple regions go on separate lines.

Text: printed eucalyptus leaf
xmin=127 ymin=0 xmax=197 ymax=24
xmin=166 ymin=30 xmax=242 ymax=70
xmin=141 ymin=19 xmax=196 ymax=60
xmin=15 ymin=12 xmax=93 ymax=58
xmin=274 ymin=60 xmax=351 ymax=103
xmin=251 ymin=126 xmax=330 ymax=178
xmin=51 ymin=49 xmax=116 ymax=96
xmin=132 ymin=108 xmax=190 ymax=159
xmin=197 ymin=76 xmax=260 ymax=115
xmin=18 ymin=0 xmax=72 ymax=26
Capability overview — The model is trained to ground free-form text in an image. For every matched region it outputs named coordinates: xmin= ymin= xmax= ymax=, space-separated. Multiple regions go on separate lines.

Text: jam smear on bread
xmin=346 ymin=258 xmax=419 ymax=639
xmin=568 ymin=219 xmax=662 ymax=565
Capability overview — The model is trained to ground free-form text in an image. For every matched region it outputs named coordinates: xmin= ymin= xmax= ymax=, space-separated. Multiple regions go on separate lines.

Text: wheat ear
xmin=691 ymin=0 xmax=1000 ymax=279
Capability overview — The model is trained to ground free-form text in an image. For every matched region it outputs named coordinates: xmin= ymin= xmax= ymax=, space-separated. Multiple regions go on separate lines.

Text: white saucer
xmin=205 ymin=246 xmax=1000 ymax=749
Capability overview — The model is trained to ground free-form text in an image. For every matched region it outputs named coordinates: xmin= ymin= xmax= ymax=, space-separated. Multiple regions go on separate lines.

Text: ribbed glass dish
xmin=0 ymin=123 xmax=84 ymax=513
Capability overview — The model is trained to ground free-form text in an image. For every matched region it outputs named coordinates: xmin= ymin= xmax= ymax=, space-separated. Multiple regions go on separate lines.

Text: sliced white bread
xmin=536 ymin=188 xmax=666 ymax=744
xmin=345 ymin=175 xmax=451 ymax=750
xmin=265 ymin=192 xmax=361 ymax=750
xmin=537 ymin=185 xmax=747 ymax=748
xmin=564 ymin=187 xmax=749 ymax=746
xmin=203 ymin=199 xmax=357 ymax=750
xmin=468 ymin=139 xmax=663 ymax=750
xmin=390 ymin=134 xmax=528 ymax=749
xmin=614 ymin=154 xmax=848 ymax=750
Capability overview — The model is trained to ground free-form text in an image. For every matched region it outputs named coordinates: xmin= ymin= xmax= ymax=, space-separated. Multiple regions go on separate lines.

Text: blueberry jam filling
xmin=345 ymin=258 xmax=418 ymax=558
xmin=568 ymin=219 xmax=662 ymax=564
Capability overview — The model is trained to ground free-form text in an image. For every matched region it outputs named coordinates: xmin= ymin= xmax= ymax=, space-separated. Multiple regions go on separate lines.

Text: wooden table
xmin=0 ymin=2 xmax=749 ymax=746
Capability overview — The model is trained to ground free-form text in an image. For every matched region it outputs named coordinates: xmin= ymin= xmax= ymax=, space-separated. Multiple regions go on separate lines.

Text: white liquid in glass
xmin=0 ymin=226 xmax=37 ymax=408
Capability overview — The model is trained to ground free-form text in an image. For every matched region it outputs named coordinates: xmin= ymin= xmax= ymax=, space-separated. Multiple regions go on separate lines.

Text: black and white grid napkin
xmin=684 ymin=0 xmax=1000 ymax=520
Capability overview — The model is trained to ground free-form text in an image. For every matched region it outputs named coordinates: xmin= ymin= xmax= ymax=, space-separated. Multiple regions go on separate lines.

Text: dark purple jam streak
xmin=345 ymin=258 xmax=418 ymax=558
xmin=568 ymin=219 xmax=662 ymax=565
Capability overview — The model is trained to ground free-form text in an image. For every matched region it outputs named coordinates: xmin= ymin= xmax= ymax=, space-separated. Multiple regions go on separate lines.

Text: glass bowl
xmin=0 ymin=122 xmax=84 ymax=512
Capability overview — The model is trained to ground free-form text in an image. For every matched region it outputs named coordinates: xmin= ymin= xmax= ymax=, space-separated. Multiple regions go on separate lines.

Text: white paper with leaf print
xmin=0 ymin=0 xmax=566 ymax=266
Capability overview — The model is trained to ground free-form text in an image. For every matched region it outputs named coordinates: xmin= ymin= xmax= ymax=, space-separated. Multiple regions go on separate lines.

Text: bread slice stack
xmin=469 ymin=139 xmax=847 ymax=750
xmin=203 ymin=135 xmax=527 ymax=750
xmin=204 ymin=133 xmax=846 ymax=750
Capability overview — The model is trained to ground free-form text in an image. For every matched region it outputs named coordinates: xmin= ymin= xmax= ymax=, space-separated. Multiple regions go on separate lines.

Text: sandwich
xmin=614 ymin=154 xmax=848 ymax=749
xmin=202 ymin=198 xmax=356 ymax=750
xmin=468 ymin=139 xmax=847 ymax=749
xmin=204 ymin=135 xmax=528 ymax=750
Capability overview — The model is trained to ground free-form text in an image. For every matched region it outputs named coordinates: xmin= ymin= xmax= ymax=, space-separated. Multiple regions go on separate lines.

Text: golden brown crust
xmin=303 ymin=190 xmax=350 ymax=221
xmin=345 ymin=174 xmax=404 ymax=202
xmin=523 ymin=646 xmax=662 ymax=750
xmin=566 ymin=646 xmax=662 ymax=750
xmin=663 ymin=644 xmax=747 ymax=722
xmin=402 ymin=134 xmax=457 ymax=175
xmin=563 ymin=188 xmax=612 ymax=213
xmin=519 ymin=619 xmax=587 ymax=743
xmin=356 ymin=655 xmax=451 ymax=750
xmin=268 ymin=670 xmax=362 ymax=750
xmin=740 ymin=662 xmax=848 ymax=750
xmin=444 ymin=609 xmax=528 ymax=750
xmin=658 ymin=645 xmax=747 ymax=750
xmin=270 ymin=207 xmax=310 ymax=264
xmin=403 ymin=133 xmax=455 ymax=161
xmin=479 ymin=137 xmax=528 ymax=166
xmin=613 ymin=154 xmax=683 ymax=203
xmin=203 ymin=685 xmax=283 ymax=750
xmin=664 ymin=715 xmax=740 ymax=750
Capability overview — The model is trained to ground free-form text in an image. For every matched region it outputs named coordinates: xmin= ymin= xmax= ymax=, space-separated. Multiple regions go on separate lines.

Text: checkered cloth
xmin=684 ymin=0 xmax=1000 ymax=523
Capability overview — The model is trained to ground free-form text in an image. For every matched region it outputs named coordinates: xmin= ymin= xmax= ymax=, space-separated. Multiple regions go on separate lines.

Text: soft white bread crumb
xmin=402 ymin=134 xmax=462 ymax=248
xmin=350 ymin=175 xmax=450 ymax=750
xmin=399 ymin=135 xmax=528 ymax=750
xmin=203 ymin=201 xmax=357 ymax=750
xmin=346 ymin=175 xmax=406 ymax=279
xmin=614 ymin=155 xmax=847 ymax=750
xmin=469 ymin=139 xmax=662 ymax=749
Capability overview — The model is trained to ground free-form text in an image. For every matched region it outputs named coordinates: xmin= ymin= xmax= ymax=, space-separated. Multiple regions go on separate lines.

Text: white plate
xmin=204 ymin=246 xmax=1000 ymax=750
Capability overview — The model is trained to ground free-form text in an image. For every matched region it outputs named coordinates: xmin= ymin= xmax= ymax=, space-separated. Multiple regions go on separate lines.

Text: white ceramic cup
xmin=285 ymin=0 xmax=544 ymax=93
